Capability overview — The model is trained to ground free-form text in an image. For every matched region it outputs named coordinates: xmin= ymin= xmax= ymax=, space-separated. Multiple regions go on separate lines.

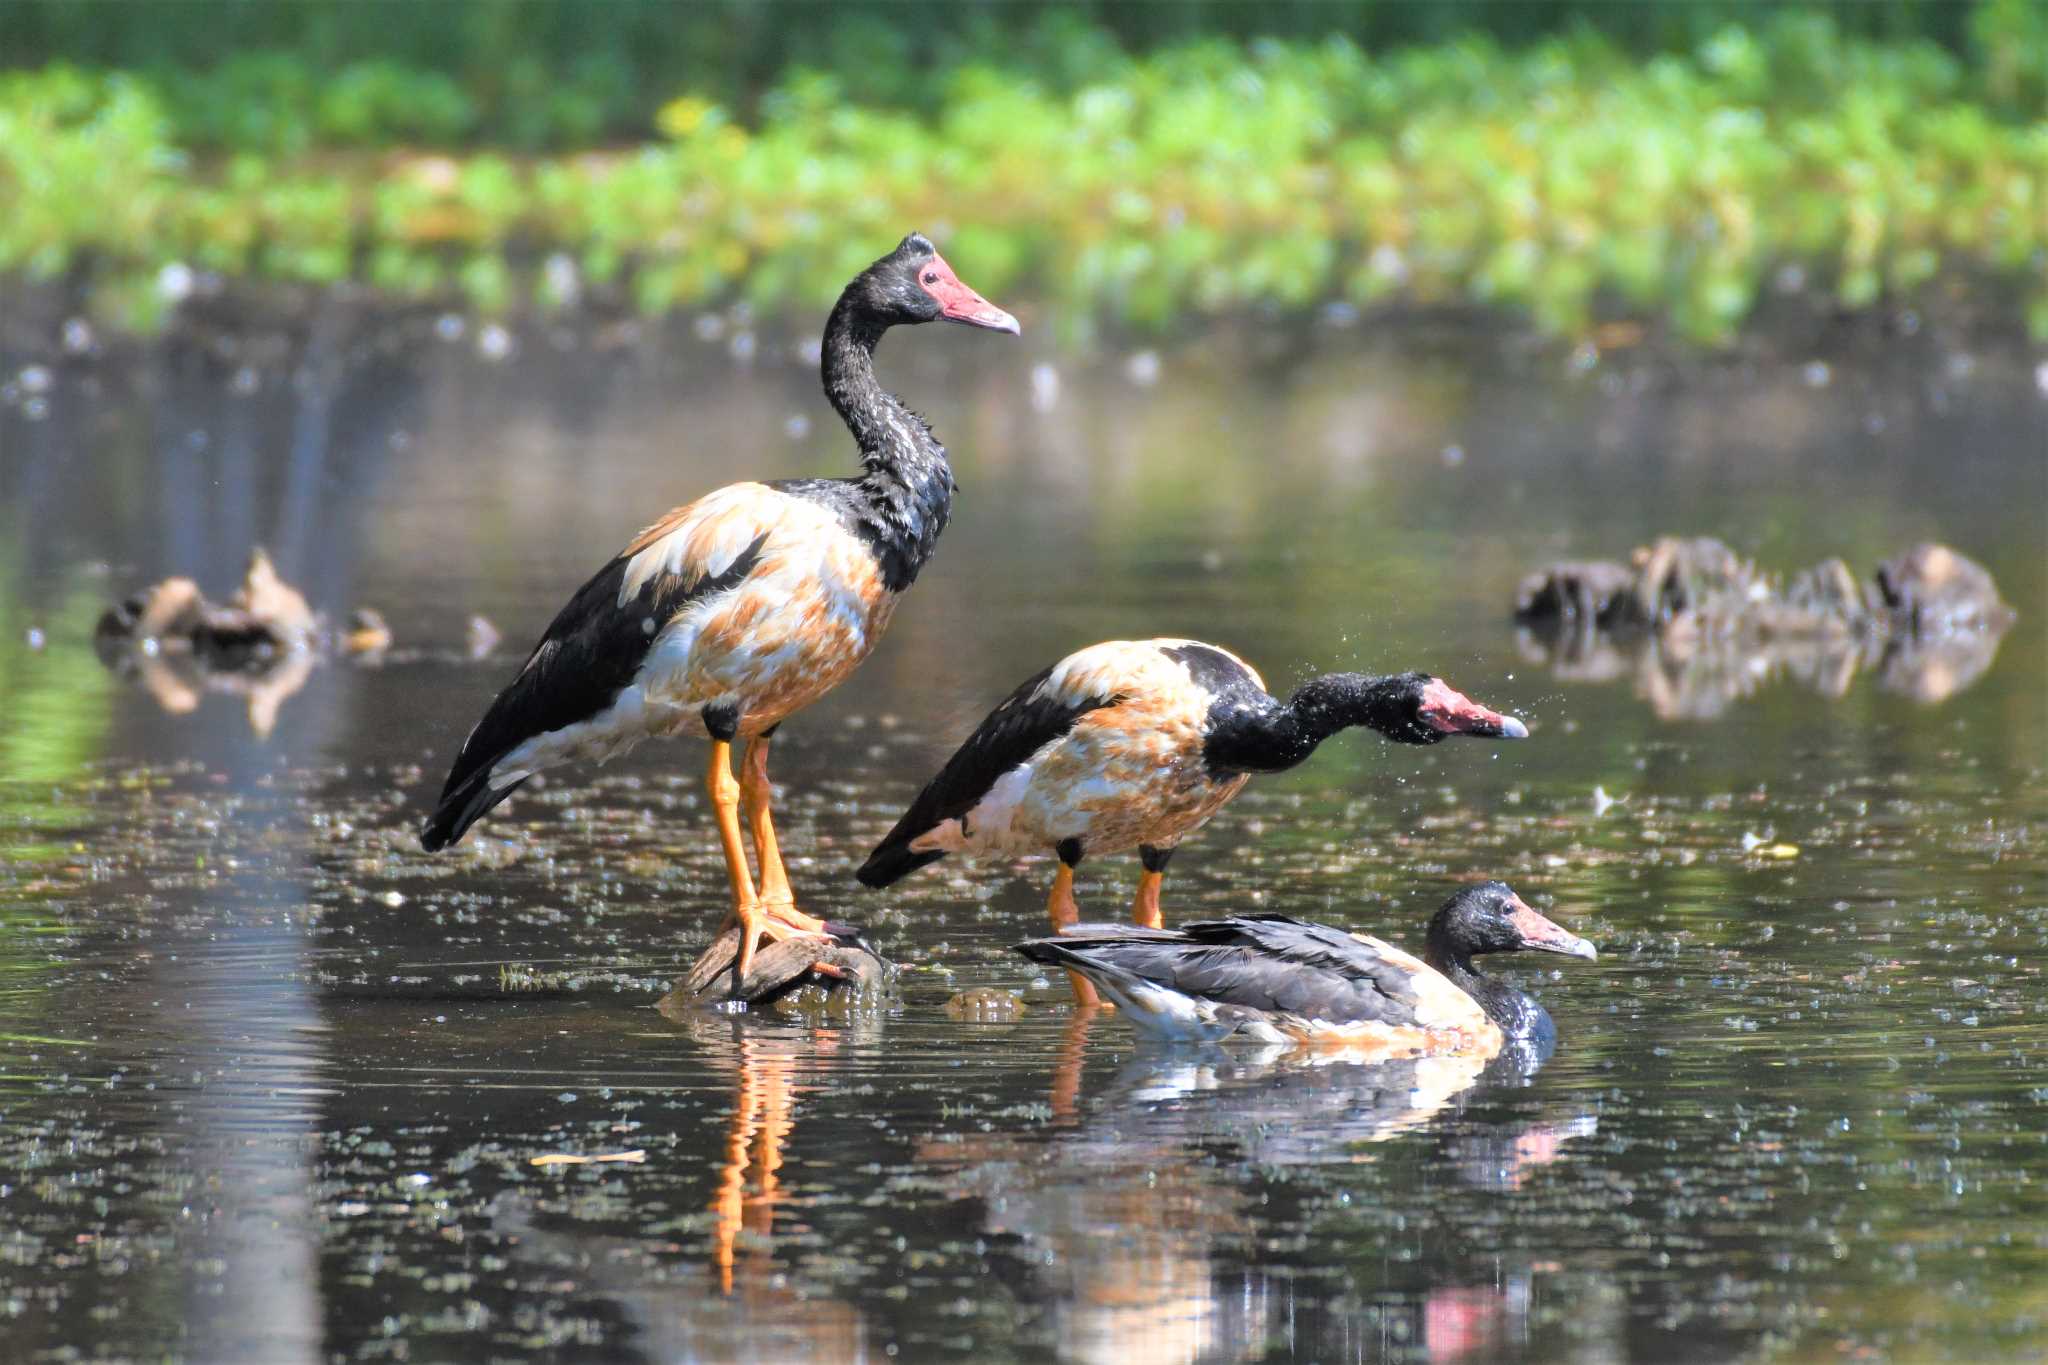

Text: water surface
xmin=1 ymin=298 xmax=2044 ymax=1361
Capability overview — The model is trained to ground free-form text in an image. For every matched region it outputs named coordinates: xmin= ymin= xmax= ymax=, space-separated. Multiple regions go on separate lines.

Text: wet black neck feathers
xmin=1202 ymin=672 xmax=1425 ymax=775
xmin=1425 ymin=925 xmax=1551 ymax=1042
xmin=821 ymin=295 xmax=955 ymax=591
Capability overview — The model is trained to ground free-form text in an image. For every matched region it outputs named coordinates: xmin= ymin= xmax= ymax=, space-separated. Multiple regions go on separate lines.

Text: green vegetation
xmin=8 ymin=0 xmax=2019 ymax=150
xmin=2 ymin=4 xmax=2043 ymax=341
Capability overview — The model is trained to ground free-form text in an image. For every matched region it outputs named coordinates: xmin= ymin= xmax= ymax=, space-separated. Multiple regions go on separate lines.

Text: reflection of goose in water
xmin=706 ymin=1031 xmax=799 ymax=1297
xmin=662 ymin=1013 xmax=888 ymax=1300
xmin=1080 ymin=1044 xmax=1492 ymax=1164
xmin=918 ymin=1010 xmax=1597 ymax=1364
xmin=497 ymin=1017 xmax=878 ymax=1361
xmin=916 ymin=1012 xmax=1262 ymax=1365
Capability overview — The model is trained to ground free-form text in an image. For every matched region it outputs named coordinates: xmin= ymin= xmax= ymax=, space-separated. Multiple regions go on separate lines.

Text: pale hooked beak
xmin=940 ymin=294 xmax=1020 ymax=335
xmin=1420 ymin=678 xmax=1528 ymax=739
xmin=1506 ymin=894 xmax=1597 ymax=960
xmin=920 ymin=250 xmax=1020 ymax=335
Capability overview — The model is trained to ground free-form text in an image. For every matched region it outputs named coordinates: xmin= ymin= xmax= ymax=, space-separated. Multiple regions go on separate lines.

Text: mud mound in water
xmin=1515 ymin=538 xmax=2014 ymax=715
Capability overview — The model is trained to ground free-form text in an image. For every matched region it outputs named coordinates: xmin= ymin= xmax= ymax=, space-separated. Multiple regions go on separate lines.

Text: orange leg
xmin=1046 ymin=863 xmax=1104 ymax=1008
xmin=740 ymin=734 xmax=825 ymax=934
xmin=1131 ymin=868 xmax=1165 ymax=930
xmin=707 ymin=740 xmax=768 ymax=980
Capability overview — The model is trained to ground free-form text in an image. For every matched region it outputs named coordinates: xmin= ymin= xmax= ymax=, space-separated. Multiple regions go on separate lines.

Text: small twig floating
xmin=529 ymin=1150 xmax=647 ymax=1167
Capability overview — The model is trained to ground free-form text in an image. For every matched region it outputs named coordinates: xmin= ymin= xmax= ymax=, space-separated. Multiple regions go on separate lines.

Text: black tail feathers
xmin=420 ymin=771 xmax=525 ymax=852
xmin=1013 ymin=938 xmax=1077 ymax=968
xmin=855 ymin=839 xmax=945 ymax=889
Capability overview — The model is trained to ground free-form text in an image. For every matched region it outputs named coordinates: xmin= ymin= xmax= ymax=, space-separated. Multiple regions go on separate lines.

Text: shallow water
xmin=1 ymin=298 xmax=2044 ymax=1362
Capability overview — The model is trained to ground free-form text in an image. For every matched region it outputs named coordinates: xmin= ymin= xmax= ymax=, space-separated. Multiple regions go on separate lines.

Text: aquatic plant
xmin=0 ymin=11 xmax=2042 ymax=342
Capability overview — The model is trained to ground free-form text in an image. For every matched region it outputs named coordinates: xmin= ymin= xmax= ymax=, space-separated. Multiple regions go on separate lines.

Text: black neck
xmin=1425 ymin=929 xmax=1549 ymax=1040
xmin=1202 ymin=672 xmax=1417 ymax=774
xmin=821 ymin=298 xmax=955 ymax=589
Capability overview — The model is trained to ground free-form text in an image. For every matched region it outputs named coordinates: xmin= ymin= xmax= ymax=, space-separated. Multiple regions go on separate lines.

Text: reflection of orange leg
xmin=748 ymin=1052 xmax=794 ymax=1241
xmin=1046 ymin=864 xmax=1103 ymax=1008
xmin=711 ymin=1043 xmax=763 ymax=1295
xmin=741 ymin=735 xmax=825 ymax=934
xmin=1130 ymin=869 xmax=1165 ymax=930
xmin=1048 ymin=1006 xmax=1104 ymax=1119
xmin=710 ymin=1039 xmax=798 ymax=1295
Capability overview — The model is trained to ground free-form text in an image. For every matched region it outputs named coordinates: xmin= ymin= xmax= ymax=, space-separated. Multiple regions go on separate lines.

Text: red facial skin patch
xmin=1418 ymin=678 xmax=1524 ymax=737
xmin=1505 ymin=894 xmax=1597 ymax=959
xmin=917 ymin=252 xmax=1020 ymax=334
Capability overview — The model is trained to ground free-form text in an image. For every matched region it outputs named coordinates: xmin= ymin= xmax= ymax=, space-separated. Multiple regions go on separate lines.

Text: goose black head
xmin=1431 ymin=882 xmax=1596 ymax=961
xmin=1364 ymin=672 xmax=1531 ymax=745
xmin=850 ymin=232 xmax=1019 ymax=334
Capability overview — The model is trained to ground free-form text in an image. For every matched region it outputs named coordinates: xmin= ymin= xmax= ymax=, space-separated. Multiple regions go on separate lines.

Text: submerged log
xmin=660 ymin=922 xmax=892 ymax=1012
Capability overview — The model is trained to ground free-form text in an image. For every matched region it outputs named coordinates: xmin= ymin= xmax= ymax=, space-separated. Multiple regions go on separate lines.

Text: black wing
xmin=1016 ymin=915 xmax=1423 ymax=1027
xmin=857 ymin=661 xmax=1124 ymax=887
xmin=420 ymin=532 xmax=768 ymax=850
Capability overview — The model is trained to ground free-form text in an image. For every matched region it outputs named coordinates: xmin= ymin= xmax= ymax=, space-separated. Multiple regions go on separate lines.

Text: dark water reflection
xmin=1 ymin=297 xmax=2044 ymax=1361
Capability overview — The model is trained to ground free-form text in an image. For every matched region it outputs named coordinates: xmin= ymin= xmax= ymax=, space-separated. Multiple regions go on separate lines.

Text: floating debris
xmin=1515 ymin=538 xmax=2014 ymax=715
xmin=529 ymin=1150 xmax=647 ymax=1168
xmin=499 ymin=963 xmax=582 ymax=994
xmin=464 ymin=614 xmax=501 ymax=660
xmin=1742 ymin=832 xmax=1801 ymax=859
xmin=344 ymin=608 xmax=393 ymax=659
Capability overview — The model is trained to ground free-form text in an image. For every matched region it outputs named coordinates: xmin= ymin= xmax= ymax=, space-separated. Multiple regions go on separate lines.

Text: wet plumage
xmin=421 ymin=232 xmax=1017 ymax=983
xmin=860 ymin=638 xmax=1529 ymax=1002
xmin=858 ymin=640 xmax=1259 ymax=886
xmin=1017 ymin=882 xmax=1597 ymax=1058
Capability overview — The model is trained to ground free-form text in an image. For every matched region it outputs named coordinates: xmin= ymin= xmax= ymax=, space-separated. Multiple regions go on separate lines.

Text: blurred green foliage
xmin=0 ymin=4 xmax=2042 ymax=342
xmin=1 ymin=0 xmax=2014 ymax=149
